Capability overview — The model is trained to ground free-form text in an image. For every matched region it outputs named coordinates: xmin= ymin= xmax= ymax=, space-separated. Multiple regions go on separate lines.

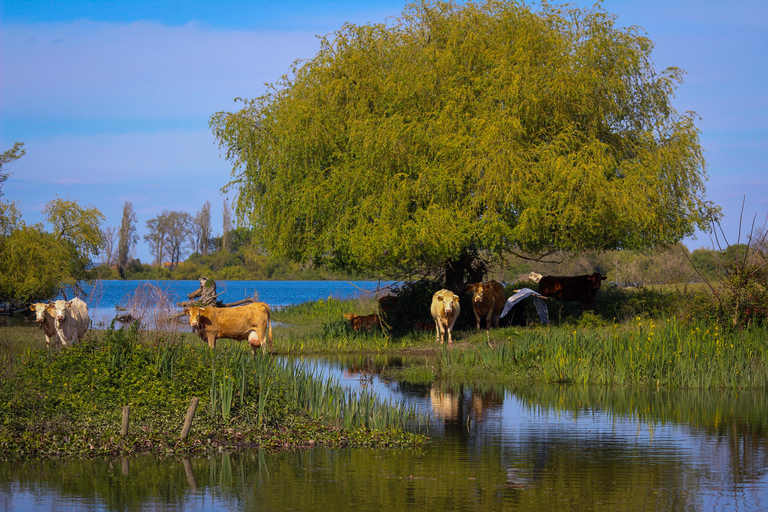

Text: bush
xmin=382 ymin=279 xmax=444 ymax=335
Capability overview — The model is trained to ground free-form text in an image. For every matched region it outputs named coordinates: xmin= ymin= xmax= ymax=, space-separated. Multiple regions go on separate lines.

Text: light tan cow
xmin=528 ymin=272 xmax=543 ymax=283
xmin=52 ymin=298 xmax=90 ymax=346
xmin=184 ymin=302 xmax=273 ymax=355
xmin=29 ymin=302 xmax=63 ymax=349
xmin=465 ymin=280 xmax=505 ymax=331
xmin=430 ymin=289 xmax=461 ymax=345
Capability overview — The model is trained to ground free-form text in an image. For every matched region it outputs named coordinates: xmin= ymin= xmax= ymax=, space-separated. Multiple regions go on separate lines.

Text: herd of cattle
xmin=29 ymin=272 xmax=606 ymax=351
xmin=347 ymin=271 xmax=608 ymax=345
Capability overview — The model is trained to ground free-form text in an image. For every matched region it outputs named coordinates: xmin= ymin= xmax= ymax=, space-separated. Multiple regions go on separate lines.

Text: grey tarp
xmin=499 ymin=287 xmax=550 ymax=324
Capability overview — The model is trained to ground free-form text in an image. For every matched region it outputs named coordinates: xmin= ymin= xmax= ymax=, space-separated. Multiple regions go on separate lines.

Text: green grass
xmin=0 ymin=322 xmax=428 ymax=460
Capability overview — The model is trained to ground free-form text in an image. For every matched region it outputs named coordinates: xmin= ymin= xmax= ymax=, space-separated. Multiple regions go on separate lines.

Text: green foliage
xmin=212 ymin=0 xmax=717 ymax=279
xmin=0 ymin=142 xmax=25 ymax=197
xmin=0 ymin=226 xmax=71 ymax=304
xmin=425 ymin=318 xmax=768 ymax=388
xmin=0 ymin=326 xmax=427 ymax=459
xmin=381 ymin=280 xmax=443 ymax=334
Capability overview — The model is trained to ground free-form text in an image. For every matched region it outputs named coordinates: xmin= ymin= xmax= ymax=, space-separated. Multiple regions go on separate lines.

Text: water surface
xmin=2 ymin=355 xmax=767 ymax=511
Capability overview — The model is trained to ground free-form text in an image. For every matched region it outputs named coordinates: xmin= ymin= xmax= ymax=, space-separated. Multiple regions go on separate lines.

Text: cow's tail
xmin=268 ymin=307 xmax=273 ymax=351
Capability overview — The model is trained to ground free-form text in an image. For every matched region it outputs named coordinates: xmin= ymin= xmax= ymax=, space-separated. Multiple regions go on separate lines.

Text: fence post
xmin=121 ymin=406 xmax=130 ymax=437
xmin=180 ymin=397 xmax=199 ymax=440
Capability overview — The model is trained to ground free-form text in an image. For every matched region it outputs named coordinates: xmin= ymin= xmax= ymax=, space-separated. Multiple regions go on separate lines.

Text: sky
xmin=2 ymin=0 xmax=767 ymax=264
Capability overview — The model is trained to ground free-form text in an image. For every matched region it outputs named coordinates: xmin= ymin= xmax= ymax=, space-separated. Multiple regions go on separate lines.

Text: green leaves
xmin=212 ymin=0 xmax=717 ymax=277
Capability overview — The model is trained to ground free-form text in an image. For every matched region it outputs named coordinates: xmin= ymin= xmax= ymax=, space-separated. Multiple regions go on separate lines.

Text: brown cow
xmin=184 ymin=302 xmax=273 ymax=355
xmin=465 ymin=280 xmax=505 ymax=331
xmin=430 ymin=289 xmax=461 ymax=345
xmin=30 ymin=302 xmax=63 ymax=349
xmin=344 ymin=313 xmax=381 ymax=331
xmin=537 ymin=272 xmax=607 ymax=309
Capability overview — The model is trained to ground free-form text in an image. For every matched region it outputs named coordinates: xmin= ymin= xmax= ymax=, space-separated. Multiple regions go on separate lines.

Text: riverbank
xmin=0 ymin=324 xmax=428 ymax=460
xmin=270 ymin=293 xmax=768 ymax=390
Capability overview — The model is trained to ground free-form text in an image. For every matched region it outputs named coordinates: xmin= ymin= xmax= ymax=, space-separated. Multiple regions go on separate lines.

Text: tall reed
xmin=438 ymin=319 xmax=768 ymax=389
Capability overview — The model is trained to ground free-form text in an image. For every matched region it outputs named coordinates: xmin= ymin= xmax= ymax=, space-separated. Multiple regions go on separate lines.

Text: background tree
xmin=222 ymin=199 xmax=232 ymax=253
xmin=193 ymin=201 xmax=212 ymax=256
xmin=117 ymin=201 xmax=139 ymax=278
xmin=163 ymin=210 xmax=194 ymax=269
xmin=43 ymin=196 xmax=105 ymax=291
xmin=145 ymin=212 xmax=170 ymax=266
xmin=0 ymin=226 xmax=70 ymax=305
xmin=100 ymin=226 xmax=118 ymax=267
xmin=212 ymin=0 xmax=718 ymax=290
xmin=144 ymin=210 xmax=193 ymax=268
xmin=0 ymin=142 xmax=25 ymax=198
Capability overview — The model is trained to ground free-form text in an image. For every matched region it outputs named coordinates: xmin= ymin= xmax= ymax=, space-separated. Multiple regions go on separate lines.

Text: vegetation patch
xmin=0 ymin=323 xmax=428 ymax=460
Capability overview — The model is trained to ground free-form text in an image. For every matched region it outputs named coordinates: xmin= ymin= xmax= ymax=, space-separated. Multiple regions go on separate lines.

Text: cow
xmin=29 ymin=302 xmax=63 ymax=349
xmin=413 ymin=320 xmax=435 ymax=332
xmin=528 ymin=272 xmax=543 ymax=283
xmin=430 ymin=289 xmax=461 ymax=345
xmin=465 ymin=280 xmax=505 ymax=332
xmin=184 ymin=302 xmax=273 ymax=355
xmin=51 ymin=298 xmax=90 ymax=346
xmin=343 ymin=313 xmax=381 ymax=331
xmin=537 ymin=272 xmax=607 ymax=309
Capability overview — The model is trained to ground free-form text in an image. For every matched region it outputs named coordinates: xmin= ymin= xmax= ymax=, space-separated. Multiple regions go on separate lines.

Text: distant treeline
xmin=91 ymin=241 xmax=744 ymax=286
xmin=91 ymin=248 xmax=376 ymax=281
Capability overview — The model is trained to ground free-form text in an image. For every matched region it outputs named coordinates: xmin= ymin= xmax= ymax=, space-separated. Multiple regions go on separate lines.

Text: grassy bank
xmin=0 ymin=323 xmax=428 ymax=460
xmin=271 ymin=290 xmax=768 ymax=389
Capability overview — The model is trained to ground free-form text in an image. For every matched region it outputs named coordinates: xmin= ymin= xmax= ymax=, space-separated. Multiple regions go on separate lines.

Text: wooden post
xmin=180 ymin=397 xmax=199 ymax=440
xmin=121 ymin=406 xmax=130 ymax=436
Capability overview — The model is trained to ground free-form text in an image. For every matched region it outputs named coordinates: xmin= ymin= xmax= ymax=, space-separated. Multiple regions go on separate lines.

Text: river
xmin=2 ymin=281 xmax=768 ymax=510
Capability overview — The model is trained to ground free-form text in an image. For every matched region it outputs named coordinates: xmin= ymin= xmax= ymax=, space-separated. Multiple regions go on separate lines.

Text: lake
xmin=3 ymin=281 xmax=768 ymax=510
xmin=75 ymin=279 xmax=396 ymax=327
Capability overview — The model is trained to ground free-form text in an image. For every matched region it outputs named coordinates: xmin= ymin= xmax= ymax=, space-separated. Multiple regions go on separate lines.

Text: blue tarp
xmin=499 ymin=287 xmax=550 ymax=324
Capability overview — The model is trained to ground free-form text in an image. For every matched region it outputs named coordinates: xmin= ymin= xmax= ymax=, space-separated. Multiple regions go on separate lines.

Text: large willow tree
xmin=211 ymin=0 xmax=718 ymax=288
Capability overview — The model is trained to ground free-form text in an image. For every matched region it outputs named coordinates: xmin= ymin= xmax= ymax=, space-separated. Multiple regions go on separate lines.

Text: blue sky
xmin=2 ymin=0 xmax=767 ymax=263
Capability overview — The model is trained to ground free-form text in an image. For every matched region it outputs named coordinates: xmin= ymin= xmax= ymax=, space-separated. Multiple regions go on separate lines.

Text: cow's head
xmin=184 ymin=306 xmax=206 ymax=328
xmin=438 ymin=292 xmax=460 ymax=313
xmin=29 ymin=303 xmax=51 ymax=324
xmin=528 ymin=272 xmax=543 ymax=283
xmin=466 ymin=282 xmax=488 ymax=305
xmin=588 ymin=273 xmax=607 ymax=291
xmin=52 ymin=300 xmax=71 ymax=323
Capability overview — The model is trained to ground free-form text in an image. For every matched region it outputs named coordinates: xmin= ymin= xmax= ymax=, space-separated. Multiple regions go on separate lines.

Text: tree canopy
xmin=211 ymin=0 xmax=718 ymax=285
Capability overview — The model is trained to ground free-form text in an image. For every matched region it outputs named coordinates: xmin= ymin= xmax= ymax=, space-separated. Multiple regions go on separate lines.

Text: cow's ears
xmin=29 ymin=305 xmax=35 ymax=311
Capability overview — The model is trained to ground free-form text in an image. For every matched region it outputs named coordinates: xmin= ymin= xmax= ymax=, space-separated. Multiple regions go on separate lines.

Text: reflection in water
xmin=2 ymin=355 xmax=768 ymax=511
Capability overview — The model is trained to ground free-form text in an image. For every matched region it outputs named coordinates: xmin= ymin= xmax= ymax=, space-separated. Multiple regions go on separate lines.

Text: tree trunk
xmin=444 ymin=250 xmax=486 ymax=293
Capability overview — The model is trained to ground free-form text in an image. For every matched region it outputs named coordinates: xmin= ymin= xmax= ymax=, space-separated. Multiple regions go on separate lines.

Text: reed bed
xmin=200 ymin=340 xmax=431 ymax=431
xmin=438 ymin=318 xmax=768 ymax=388
xmin=273 ymin=357 xmax=431 ymax=431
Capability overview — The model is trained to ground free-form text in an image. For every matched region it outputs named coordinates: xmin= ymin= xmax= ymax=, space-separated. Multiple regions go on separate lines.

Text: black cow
xmin=537 ymin=272 xmax=606 ymax=309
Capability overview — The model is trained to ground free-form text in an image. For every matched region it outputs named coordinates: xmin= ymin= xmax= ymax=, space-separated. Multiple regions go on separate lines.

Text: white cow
xmin=52 ymin=298 xmax=90 ymax=346
xmin=430 ymin=289 xmax=461 ymax=345
xmin=29 ymin=302 xmax=64 ymax=349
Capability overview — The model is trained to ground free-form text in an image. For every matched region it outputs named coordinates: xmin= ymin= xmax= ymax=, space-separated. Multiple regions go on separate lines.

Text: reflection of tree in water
xmin=513 ymin=384 xmax=768 ymax=493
